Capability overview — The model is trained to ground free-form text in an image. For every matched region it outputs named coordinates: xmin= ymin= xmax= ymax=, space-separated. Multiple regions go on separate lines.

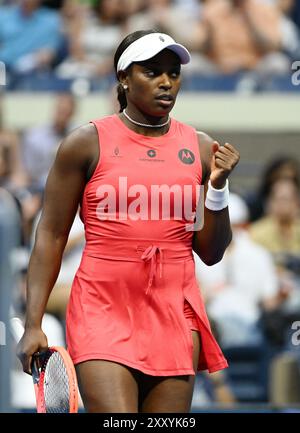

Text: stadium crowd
xmin=0 ymin=0 xmax=300 ymax=92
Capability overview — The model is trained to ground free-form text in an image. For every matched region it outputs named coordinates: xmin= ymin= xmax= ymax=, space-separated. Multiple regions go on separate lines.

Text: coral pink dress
xmin=66 ymin=114 xmax=228 ymax=376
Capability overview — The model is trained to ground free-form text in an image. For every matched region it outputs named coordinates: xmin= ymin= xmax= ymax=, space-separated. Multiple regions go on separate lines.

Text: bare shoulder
xmin=196 ymin=131 xmax=214 ymax=183
xmin=56 ymin=123 xmax=98 ymax=171
xmin=196 ymin=129 xmax=214 ymax=144
xmin=39 ymin=123 xmax=99 ymax=233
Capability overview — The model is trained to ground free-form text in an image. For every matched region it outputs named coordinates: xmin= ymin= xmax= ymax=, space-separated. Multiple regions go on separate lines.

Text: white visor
xmin=117 ymin=32 xmax=191 ymax=72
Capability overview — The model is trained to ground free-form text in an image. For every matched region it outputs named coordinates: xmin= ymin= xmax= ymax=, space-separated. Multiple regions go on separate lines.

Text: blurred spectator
xmin=269 ymin=350 xmax=300 ymax=404
xmin=249 ymin=179 xmax=300 ymax=346
xmin=0 ymin=0 xmax=64 ymax=88
xmin=127 ymin=0 xmax=199 ymax=45
xmin=0 ymin=116 xmax=27 ymax=191
xmin=56 ymin=1 xmax=90 ymax=69
xmin=250 ymin=179 xmax=300 ymax=263
xmin=194 ymin=193 xmax=280 ymax=348
xmin=0 ymin=97 xmax=41 ymax=246
xmin=55 ymin=0 xmax=131 ymax=89
xmin=188 ymin=0 xmax=292 ymax=82
xmin=246 ymin=156 xmax=300 ymax=222
xmin=21 ymin=92 xmax=77 ymax=193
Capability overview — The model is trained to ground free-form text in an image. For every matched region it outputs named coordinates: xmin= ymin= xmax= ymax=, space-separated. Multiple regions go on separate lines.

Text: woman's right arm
xmin=17 ymin=124 xmax=98 ymax=374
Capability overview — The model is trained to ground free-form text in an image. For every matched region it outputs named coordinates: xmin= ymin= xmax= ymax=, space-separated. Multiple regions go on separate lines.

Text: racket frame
xmin=32 ymin=346 xmax=79 ymax=413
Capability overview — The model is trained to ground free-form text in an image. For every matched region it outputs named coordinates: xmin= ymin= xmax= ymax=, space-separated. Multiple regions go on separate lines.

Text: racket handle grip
xmin=31 ymin=357 xmax=40 ymax=384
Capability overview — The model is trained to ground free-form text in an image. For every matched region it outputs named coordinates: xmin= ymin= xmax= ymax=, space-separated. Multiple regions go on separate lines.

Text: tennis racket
xmin=10 ymin=317 xmax=79 ymax=413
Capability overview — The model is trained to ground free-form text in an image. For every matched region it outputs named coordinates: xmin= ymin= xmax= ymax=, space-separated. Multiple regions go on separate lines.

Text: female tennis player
xmin=17 ymin=30 xmax=240 ymax=413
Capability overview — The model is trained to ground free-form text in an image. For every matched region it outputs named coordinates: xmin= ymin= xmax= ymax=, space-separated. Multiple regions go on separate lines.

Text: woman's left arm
xmin=192 ymin=132 xmax=240 ymax=265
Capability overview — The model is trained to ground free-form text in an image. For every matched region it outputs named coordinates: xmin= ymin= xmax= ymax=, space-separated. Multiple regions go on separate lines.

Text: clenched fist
xmin=210 ymin=141 xmax=240 ymax=189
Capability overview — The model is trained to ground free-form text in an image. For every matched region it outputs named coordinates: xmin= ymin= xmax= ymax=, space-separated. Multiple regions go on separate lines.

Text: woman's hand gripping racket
xmin=11 ymin=317 xmax=78 ymax=413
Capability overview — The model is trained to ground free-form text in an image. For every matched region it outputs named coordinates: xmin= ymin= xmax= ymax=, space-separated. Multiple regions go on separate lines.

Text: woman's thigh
xmin=75 ymin=360 xmax=141 ymax=413
xmin=139 ymin=330 xmax=201 ymax=413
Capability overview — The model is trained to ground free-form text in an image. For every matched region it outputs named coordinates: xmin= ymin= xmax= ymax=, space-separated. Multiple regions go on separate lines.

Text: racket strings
xmin=43 ymin=351 xmax=70 ymax=413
